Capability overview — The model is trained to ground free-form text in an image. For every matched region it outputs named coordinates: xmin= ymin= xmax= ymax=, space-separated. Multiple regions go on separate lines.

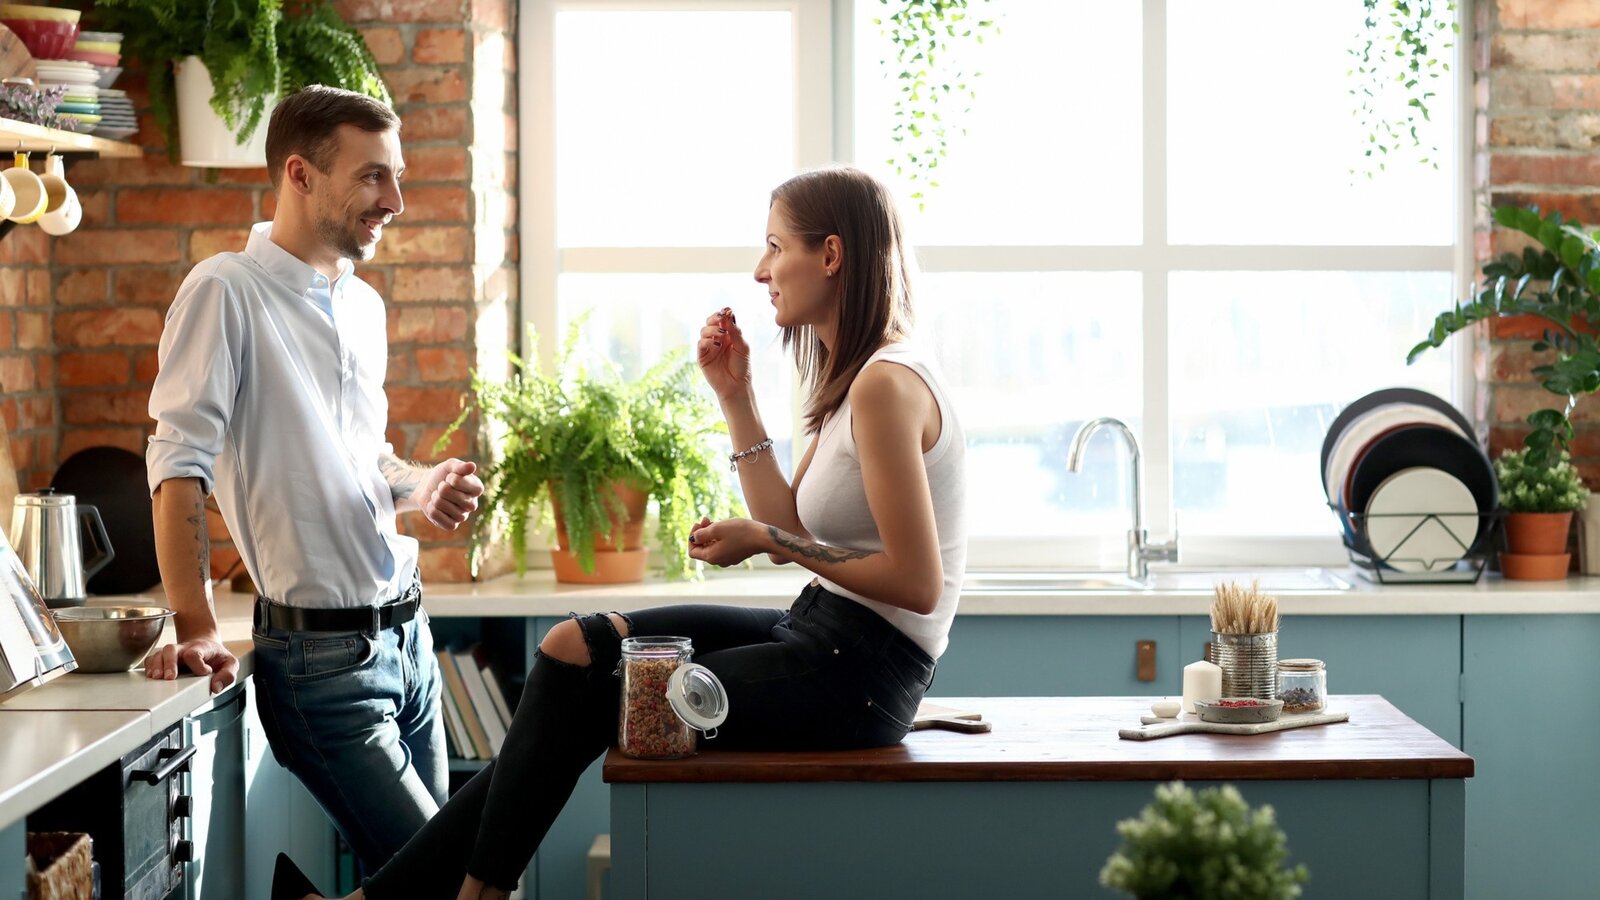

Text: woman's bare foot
xmin=456 ymin=876 xmax=510 ymax=900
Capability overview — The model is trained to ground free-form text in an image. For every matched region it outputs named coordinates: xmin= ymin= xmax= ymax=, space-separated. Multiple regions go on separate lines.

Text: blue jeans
xmin=251 ymin=605 xmax=446 ymax=872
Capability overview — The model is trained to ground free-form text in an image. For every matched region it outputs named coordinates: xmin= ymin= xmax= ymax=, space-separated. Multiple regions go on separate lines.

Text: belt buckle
xmin=369 ymin=604 xmax=383 ymax=635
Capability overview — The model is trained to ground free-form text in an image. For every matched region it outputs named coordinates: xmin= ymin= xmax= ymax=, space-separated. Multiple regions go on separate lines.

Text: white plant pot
xmin=174 ymin=56 xmax=274 ymax=168
xmin=1580 ymin=495 xmax=1600 ymax=575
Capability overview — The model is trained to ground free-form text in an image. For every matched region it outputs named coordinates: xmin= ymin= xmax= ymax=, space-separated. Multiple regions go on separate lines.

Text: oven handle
xmin=131 ymin=746 xmax=197 ymax=786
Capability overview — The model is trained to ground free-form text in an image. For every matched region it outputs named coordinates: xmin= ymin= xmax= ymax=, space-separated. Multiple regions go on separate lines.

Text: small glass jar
xmin=618 ymin=636 xmax=728 ymax=759
xmin=1277 ymin=658 xmax=1327 ymax=713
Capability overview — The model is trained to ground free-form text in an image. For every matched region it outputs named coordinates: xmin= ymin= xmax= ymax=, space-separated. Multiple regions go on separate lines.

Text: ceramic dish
xmin=1323 ymin=402 xmax=1469 ymax=506
xmin=1320 ymin=388 xmax=1475 ymax=499
xmin=1195 ymin=698 xmax=1284 ymax=724
xmin=1344 ymin=424 xmax=1497 ymax=550
xmin=0 ymin=3 xmax=80 ymax=22
xmin=1362 ymin=466 xmax=1479 ymax=572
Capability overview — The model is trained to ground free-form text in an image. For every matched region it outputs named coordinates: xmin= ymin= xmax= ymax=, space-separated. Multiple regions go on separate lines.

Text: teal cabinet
xmin=182 ymin=684 xmax=249 ymax=900
xmin=242 ymin=677 xmax=337 ymax=900
xmin=1462 ymin=616 xmax=1600 ymax=900
xmin=937 ymin=616 xmax=1184 ymax=696
xmin=1 ymin=818 xmax=21 ymax=900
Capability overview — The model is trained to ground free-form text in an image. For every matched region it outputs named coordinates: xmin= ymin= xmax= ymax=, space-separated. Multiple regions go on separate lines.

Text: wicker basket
xmin=25 ymin=832 xmax=92 ymax=900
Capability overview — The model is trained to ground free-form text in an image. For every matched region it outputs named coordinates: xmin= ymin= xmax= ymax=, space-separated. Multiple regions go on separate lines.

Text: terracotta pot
xmin=549 ymin=482 xmax=650 ymax=584
xmin=1499 ymin=551 xmax=1572 ymax=581
xmin=1503 ymin=511 xmax=1573 ymax=556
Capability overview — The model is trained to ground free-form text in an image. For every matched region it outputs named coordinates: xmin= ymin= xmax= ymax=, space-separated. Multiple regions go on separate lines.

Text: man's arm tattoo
xmin=767 ymin=526 xmax=877 ymax=564
xmin=189 ymin=493 xmax=210 ymax=585
xmin=379 ymin=453 xmax=426 ymax=500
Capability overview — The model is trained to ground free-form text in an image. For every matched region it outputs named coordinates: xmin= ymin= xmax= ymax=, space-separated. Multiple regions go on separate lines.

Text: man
xmin=143 ymin=85 xmax=484 ymax=872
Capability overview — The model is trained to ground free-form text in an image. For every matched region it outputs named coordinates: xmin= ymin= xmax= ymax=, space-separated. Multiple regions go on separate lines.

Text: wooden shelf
xmin=0 ymin=115 xmax=139 ymax=158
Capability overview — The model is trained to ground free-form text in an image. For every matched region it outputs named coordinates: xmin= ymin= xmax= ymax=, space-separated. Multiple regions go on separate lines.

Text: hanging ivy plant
xmin=1348 ymin=0 xmax=1458 ymax=179
xmin=873 ymin=0 xmax=998 ymax=208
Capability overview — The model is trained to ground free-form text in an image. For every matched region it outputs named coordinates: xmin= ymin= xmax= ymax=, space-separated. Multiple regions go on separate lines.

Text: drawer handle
xmin=132 ymin=746 xmax=196 ymax=786
xmin=1137 ymin=640 xmax=1157 ymax=683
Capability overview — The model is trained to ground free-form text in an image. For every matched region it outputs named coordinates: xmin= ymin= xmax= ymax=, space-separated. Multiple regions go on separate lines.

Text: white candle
xmin=1182 ymin=660 xmax=1223 ymax=713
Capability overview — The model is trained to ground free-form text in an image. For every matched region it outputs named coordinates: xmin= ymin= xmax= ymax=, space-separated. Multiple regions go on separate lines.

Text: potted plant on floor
xmin=1100 ymin=781 xmax=1310 ymax=900
xmin=441 ymin=324 xmax=742 ymax=583
xmin=1494 ymin=447 xmax=1588 ymax=580
xmin=91 ymin=0 xmax=390 ymax=167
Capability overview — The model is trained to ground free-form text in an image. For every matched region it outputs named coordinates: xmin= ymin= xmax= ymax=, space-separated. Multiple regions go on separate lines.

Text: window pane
xmin=555 ymin=11 xmax=795 ymax=247
xmin=854 ymin=1 xmax=1142 ymax=245
xmin=1168 ymin=271 xmax=1456 ymax=536
xmin=556 ymin=274 xmax=797 ymax=471
xmin=1168 ymin=1 xmax=1456 ymax=245
xmin=919 ymin=272 xmax=1142 ymax=537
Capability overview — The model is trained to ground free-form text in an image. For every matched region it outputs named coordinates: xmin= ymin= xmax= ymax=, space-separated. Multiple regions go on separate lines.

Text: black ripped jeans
xmin=361 ymin=583 xmax=937 ymax=896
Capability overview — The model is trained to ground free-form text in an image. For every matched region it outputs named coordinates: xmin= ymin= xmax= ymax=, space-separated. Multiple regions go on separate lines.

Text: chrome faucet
xmin=1066 ymin=417 xmax=1179 ymax=581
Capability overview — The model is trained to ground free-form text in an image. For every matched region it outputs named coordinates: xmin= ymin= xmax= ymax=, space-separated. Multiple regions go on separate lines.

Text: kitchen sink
xmin=961 ymin=567 xmax=1353 ymax=594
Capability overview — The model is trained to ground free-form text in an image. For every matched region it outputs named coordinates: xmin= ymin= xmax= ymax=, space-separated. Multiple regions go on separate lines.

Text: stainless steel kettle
xmin=10 ymin=489 xmax=115 ymax=608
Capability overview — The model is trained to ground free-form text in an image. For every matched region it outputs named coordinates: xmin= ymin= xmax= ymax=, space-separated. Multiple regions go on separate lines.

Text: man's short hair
xmin=265 ymin=86 xmax=399 ymax=189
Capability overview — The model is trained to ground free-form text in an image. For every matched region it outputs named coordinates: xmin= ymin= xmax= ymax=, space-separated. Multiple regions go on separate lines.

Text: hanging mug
xmin=0 ymin=169 xmax=13 ymax=221
xmin=2 ymin=152 xmax=47 ymax=224
xmin=37 ymin=153 xmax=69 ymax=214
xmin=37 ymin=185 xmax=81 ymax=236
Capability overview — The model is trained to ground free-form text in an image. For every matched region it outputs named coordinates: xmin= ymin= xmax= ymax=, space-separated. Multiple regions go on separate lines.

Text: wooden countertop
xmin=603 ymin=694 xmax=1474 ymax=784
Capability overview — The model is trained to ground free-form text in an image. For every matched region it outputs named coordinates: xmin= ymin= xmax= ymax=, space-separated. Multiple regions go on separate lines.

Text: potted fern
xmin=442 ymin=323 xmax=742 ymax=583
xmin=91 ymin=0 xmax=390 ymax=167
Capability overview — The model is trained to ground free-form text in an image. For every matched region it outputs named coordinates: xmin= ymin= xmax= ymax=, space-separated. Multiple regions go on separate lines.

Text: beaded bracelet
xmin=728 ymin=437 xmax=774 ymax=471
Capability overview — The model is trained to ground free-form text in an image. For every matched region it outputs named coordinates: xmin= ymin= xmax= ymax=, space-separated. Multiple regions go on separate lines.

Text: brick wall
xmin=36 ymin=0 xmax=517 ymax=582
xmin=1482 ymin=0 xmax=1600 ymax=486
xmin=0 ymin=228 xmax=55 ymax=491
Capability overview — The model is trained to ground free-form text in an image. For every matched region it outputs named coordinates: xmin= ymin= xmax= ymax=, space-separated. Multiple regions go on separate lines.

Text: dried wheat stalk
xmin=1210 ymin=579 xmax=1280 ymax=635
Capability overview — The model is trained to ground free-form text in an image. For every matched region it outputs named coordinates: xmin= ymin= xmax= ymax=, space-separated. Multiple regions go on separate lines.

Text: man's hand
xmin=144 ymin=635 xmax=239 ymax=694
xmin=419 ymin=458 xmax=484 ymax=530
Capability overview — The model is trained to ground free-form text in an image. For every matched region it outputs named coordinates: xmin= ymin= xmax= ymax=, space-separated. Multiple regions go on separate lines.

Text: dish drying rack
xmin=1328 ymin=504 xmax=1503 ymax=584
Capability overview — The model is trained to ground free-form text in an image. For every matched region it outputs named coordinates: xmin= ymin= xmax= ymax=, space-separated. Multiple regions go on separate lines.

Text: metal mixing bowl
xmin=50 ymin=607 xmax=175 ymax=673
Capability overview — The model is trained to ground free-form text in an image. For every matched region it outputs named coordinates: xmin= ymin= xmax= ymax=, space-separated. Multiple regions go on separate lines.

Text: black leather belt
xmin=253 ymin=581 xmax=422 ymax=633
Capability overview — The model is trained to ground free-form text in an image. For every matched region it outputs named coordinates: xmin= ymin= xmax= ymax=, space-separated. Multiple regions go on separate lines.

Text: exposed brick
xmin=414 ymin=28 xmax=466 ymax=64
xmin=357 ymin=268 xmax=389 ymax=297
xmin=415 ymin=423 xmax=469 ymax=459
xmin=1489 ymin=341 xmax=1552 ymax=382
xmin=78 ymin=191 xmax=110 ymax=222
xmin=0 ymin=228 xmax=47 ymax=265
xmin=335 ymin=0 xmax=466 ymax=23
xmin=6 ymin=433 xmax=28 ymax=473
xmin=189 ymin=228 xmax=252 ymax=261
xmin=208 ymin=546 xmax=242 ymax=581
xmin=387 ymin=349 xmax=412 ymax=382
xmin=1498 ymin=0 xmax=1600 ymax=29
xmin=416 ymin=543 xmax=471 ymax=582
xmin=23 ymin=271 xmax=48 ymax=308
xmin=261 ymin=191 xmax=278 ymax=219
xmin=1493 ymin=382 xmax=1599 ymax=424
xmin=134 ymin=350 xmax=159 ymax=384
xmin=398 ymin=186 xmax=469 ymax=223
xmin=59 ymin=427 xmax=146 ymax=459
xmin=0 ymin=356 xmax=36 ymax=392
xmin=1490 ymin=153 xmax=1600 ymax=186
xmin=386 ymin=66 xmax=469 ymax=104
xmin=55 ymin=229 xmax=181 ymax=266
xmin=0 ymin=269 xmax=22 ymax=307
xmin=1491 ymin=113 xmax=1600 ymax=150
xmin=216 ymin=169 xmax=269 ymax=186
xmin=55 ymin=309 xmax=164 ymax=348
xmin=374 ymin=226 xmax=469 ymax=264
xmin=1492 ymin=34 xmax=1600 ymax=72
xmin=395 ymin=306 xmax=469 ymax=342
xmin=55 ymin=270 xmax=109 ymax=305
xmin=1494 ymin=73 xmax=1600 ymax=111
xmin=470 ymin=0 xmax=511 ymax=32
xmin=415 ymin=347 xmax=470 ymax=382
xmin=119 ymin=189 xmax=253 ymax=225
xmin=387 ymin=386 xmax=468 ymax=422
xmin=402 ymin=146 xmax=469 ymax=182
xmin=360 ymin=26 xmax=405 ymax=65
xmin=393 ymin=266 xmax=472 ymax=302
xmin=15 ymin=312 xmax=47 ymax=350
xmin=65 ymin=156 xmax=195 ymax=189
xmin=18 ymin=396 xmax=51 ymax=430
xmin=1491 ymin=191 xmax=1600 ymax=225
xmin=59 ymin=351 xmax=131 ymax=388
xmin=61 ymin=390 xmax=152 ymax=426
xmin=116 ymin=268 xmax=188 ymax=306
xmin=401 ymin=106 xmax=469 ymax=142
xmin=0 ymin=315 xmax=12 ymax=350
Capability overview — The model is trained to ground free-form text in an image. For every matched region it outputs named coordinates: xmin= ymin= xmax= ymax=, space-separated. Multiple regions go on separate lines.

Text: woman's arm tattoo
xmin=767 ymin=526 xmax=877 ymax=564
xmin=379 ymin=452 xmax=426 ymax=500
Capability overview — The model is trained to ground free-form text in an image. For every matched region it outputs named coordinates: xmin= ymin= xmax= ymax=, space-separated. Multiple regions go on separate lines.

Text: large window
xmin=521 ymin=0 xmax=1467 ymax=568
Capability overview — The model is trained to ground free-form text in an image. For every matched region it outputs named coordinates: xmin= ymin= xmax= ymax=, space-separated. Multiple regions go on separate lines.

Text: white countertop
xmin=0 ymin=709 xmax=149 ymax=831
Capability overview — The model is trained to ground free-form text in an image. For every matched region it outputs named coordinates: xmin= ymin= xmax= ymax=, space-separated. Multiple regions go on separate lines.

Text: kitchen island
xmin=604 ymin=694 xmax=1471 ymax=899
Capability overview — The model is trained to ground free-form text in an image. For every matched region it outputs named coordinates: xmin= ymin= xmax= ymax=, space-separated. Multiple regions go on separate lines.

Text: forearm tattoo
xmin=378 ymin=452 xmax=427 ymax=500
xmin=189 ymin=492 xmax=209 ymax=585
xmin=767 ymin=526 xmax=877 ymax=564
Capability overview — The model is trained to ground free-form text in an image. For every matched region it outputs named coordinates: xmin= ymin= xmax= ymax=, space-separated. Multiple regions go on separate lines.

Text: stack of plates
xmin=1321 ymin=388 xmax=1497 ymax=574
xmin=78 ymin=31 xmax=123 ymax=88
xmin=91 ymin=88 xmax=135 ymax=140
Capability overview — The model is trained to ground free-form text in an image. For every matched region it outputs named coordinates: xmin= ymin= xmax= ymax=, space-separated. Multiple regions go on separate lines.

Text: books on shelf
xmin=453 ymin=647 xmax=507 ymax=754
xmin=436 ymin=648 xmax=478 ymax=759
xmin=438 ymin=642 xmax=517 ymax=761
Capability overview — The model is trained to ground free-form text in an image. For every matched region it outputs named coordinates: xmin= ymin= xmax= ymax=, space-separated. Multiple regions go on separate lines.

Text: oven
xmin=29 ymin=720 xmax=195 ymax=899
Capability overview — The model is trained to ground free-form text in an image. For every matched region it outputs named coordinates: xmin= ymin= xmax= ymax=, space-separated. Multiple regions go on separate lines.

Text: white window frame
xmin=520 ymin=0 xmax=1477 ymax=571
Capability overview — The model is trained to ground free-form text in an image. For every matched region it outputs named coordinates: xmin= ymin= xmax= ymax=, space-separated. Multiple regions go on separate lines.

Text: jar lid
xmin=1278 ymin=658 xmax=1325 ymax=671
xmin=667 ymin=663 xmax=728 ymax=735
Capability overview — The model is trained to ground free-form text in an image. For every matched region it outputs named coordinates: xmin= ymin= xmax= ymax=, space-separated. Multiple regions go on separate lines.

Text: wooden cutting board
xmin=1119 ymin=710 xmax=1349 ymax=741
xmin=0 ymin=24 xmax=38 ymax=84
xmin=913 ymin=701 xmax=991 ymax=733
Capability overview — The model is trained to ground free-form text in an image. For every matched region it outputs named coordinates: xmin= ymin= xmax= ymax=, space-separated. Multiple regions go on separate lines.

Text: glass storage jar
xmin=1276 ymin=658 xmax=1327 ymax=713
xmin=618 ymin=636 xmax=728 ymax=759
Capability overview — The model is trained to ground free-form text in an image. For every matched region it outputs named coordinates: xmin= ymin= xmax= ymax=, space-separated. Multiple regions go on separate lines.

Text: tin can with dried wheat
xmin=1276 ymin=658 xmax=1327 ymax=713
xmin=618 ymin=636 xmax=729 ymax=759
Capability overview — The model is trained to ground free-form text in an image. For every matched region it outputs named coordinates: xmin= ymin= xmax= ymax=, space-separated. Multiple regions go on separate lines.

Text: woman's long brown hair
xmin=773 ymin=166 xmax=914 ymax=435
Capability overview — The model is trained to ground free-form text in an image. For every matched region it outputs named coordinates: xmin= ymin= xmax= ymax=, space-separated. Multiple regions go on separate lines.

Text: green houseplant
xmin=1100 ymin=781 xmax=1309 ymax=900
xmin=1348 ymin=0 xmax=1457 ymax=179
xmin=441 ymin=325 xmax=743 ymax=582
xmin=1495 ymin=448 xmax=1588 ymax=578
xmin=91 ymin=0 xmax=390 ymax=163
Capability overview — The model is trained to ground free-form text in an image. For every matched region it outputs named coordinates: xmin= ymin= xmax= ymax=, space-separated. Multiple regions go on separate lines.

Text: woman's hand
xmin=687 ymin=516 xmax=770 ymax=567
xmin=696 ymin=307 xmax=753 ymax=403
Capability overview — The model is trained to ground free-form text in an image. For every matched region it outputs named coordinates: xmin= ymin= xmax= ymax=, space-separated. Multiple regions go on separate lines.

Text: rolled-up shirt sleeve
xmin=146 ymin=273 xmax=245 ymax=497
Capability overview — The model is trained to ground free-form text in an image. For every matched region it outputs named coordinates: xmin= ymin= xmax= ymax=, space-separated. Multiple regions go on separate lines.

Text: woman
xmin=275 ymin=165 xmax=968 ymax=900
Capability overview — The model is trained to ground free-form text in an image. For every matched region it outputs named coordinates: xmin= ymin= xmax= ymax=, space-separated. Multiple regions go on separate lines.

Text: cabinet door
xmin=1183 ymin=615 xmax=1463 ymax=746
xmin=183 ymin=683 xmax=248 ymax=900
xmin=935 ymin=616 xmax=1183 ymax=697
xmin=1462 ymin=616 xmax=1600 ymax=900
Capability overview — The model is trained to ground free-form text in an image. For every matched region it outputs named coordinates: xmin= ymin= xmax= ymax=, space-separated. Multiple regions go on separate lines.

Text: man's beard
xmin=314 ymin=206 xmax=375 ymax=262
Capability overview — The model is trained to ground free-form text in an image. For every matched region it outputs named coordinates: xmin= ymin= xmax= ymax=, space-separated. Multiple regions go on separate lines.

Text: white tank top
xmin=793 ymin=343 xmax=967 ymax=659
